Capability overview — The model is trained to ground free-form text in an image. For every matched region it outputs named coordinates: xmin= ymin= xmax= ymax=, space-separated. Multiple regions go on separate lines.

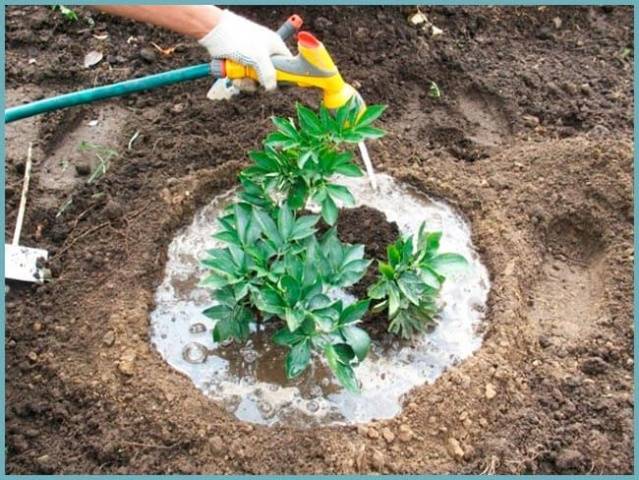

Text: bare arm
xmin=94 ymin=5 xmax=222 ymax=39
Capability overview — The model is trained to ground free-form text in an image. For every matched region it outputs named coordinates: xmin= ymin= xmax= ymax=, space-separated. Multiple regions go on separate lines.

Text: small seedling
xmin=201 ymin=100 xmax=466 ymax=391
xmin=52 ymin=5 xmax=78 ymax=22
xmin=428 ymin=81 xmax=442 ymax=99
xmin=78 ymin=141 xmax=118 ymax=185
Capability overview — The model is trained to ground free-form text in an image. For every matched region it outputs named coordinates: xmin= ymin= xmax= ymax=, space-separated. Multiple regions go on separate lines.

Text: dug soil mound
xmin=5 ymin=6 xmax=633 ymax=474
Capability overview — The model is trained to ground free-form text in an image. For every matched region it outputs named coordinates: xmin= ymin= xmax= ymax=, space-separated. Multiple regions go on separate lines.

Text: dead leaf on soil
xmin=151 ymin=42 xmax=177 ymax=56
xmin=83 ymin=50 xmax=103 ymax=68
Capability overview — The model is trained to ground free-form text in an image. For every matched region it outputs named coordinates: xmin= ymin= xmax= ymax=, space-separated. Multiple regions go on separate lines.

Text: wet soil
xmin=4 ymin=6 xmax=634 ymax=474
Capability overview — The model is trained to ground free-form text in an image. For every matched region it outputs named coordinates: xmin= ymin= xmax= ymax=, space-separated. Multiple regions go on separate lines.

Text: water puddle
xmin=150 ymin=174 xmax=490 ymax=426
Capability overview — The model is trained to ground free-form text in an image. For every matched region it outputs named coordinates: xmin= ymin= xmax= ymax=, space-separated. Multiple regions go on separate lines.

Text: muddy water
xmin=150 ymin=174 xmax=490 ymax=426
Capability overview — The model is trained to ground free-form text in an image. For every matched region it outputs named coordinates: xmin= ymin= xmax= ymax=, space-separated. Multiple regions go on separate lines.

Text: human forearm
xmin=94 ymin=5 xmax=222 ymax=39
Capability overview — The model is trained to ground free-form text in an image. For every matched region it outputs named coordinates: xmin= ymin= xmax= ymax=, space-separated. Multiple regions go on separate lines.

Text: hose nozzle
xmin=224 ymin=31 xmax=365 ymax=116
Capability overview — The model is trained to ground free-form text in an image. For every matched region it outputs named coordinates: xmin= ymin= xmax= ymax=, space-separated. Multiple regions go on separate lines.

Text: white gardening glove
xmin=199 ymin=10 xmax=291 ymax=91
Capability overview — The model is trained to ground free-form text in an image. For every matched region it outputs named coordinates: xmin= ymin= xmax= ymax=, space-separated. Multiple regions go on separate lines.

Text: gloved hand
xmin=199 ymin=9 xmax=291 ymax=91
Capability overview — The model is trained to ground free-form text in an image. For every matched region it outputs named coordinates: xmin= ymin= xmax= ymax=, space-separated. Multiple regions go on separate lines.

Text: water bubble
xmin=242 ymin=350 xmax=258 ymax=364
xmin=189 ymin=322 xmax=207 ymax=334
xmin=309 ymin=385 xmax=323 ymax=398
xmin=306 ymin=400 xmax=320 ymax=413
xmin=182 ymin=342 xmax=208 ymax=364
xmin=224 ymin=394 xmax=241 ymax=413
xmin=258 ymin=400 xmax=273 ymax=416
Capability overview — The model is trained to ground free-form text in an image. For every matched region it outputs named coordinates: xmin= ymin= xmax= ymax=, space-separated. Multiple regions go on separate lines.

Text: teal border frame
xmin=1 ymin=1 xmax=636 ymax=477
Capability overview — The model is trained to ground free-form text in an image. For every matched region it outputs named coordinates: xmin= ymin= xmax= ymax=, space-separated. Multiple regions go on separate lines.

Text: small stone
xmin=367 ymin=428 xmax=380 ymax=440
xmin=485 ymin=383 xmax=497 ymax=400
xmin=547 ymin=81 xmax=562 ymax=97
xmin=118 ymin=350 xmax=136 ymax=376
xmin=555 ymin=448 xmax=584 ymax=470
xmin=75 ymin=163 xmax=91 ymax=176
xmin=27 ymin=351 xmax=38 ymax=362
xmin=447 ymin=437 xmax=465 ymax=458
xmin=24 ymin=428 xmax=39 ymax=438
xmin=398 ymin=424 xmax=413 ymax=442
xmin=581 ymin=356 xmax=608 ymax=375
xmin=552 ymin=17 xmax=562 ymax=29
xmin=357 ymin=425 xmax=368 ymax=436
xmin=103 ymin=200 xmax=123 ymax=220
xmin=580 ymin=83 xmax=593 ymax=96
xmin=313 ymin=16 xmax=333 ymax=30
xmin=36 ymin=454 xmax=53 ymax=473
xmin=381 ymin=427 xmax=395 ymax=443
xmin=561 ymin=81 xmax=578 ymax=96
xmin=139 ymin=48 xmax=157 ymax=63
xmin=522 ymin=114 xmax=540 ymax=127
xmin=479 ymin=418 xmax=488 ymax=427
xmin=172 ymin=103 xmax=184 ymax=114
xmin=103 ymin=331 xmax=115 ymax=347
xmin=371 ymin=449 xmax=385 ymax=470
xmin=33 ymin=322 xmax=43 ymax=332
xmin=539 ymin=335 xmax=551 ymax=348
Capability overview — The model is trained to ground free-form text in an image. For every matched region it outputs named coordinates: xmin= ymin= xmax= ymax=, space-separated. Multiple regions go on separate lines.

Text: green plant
xmin=428 ymin=81 xmax=442 ymax=99
xmin=78 ymin=141 xmax=118 ymax=184
xmin=368 ymin=224 xmax=467 ymax=338
xmin=201 ymin=99 xmax=466 ymax=391
xmin=53 ymin=5 xmax=78 ymax=22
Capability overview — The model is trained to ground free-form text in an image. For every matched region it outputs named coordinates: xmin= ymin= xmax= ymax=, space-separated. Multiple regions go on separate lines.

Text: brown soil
xmin=4 ymin=5 xmax=633 ymax=474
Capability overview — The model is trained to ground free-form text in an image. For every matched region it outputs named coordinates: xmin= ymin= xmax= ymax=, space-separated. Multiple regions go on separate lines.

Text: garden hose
xmin=4 ymin=15 xmax=302 ymax=123
xmin=5 ymin=15 xmax=365 ymax=124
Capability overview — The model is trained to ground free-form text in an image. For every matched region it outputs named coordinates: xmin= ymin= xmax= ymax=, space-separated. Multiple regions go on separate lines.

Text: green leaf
xmin=277 ymin=205 xmax=294 ymax=240
xmin=387 ymin=244 xmax=401 ymax=268
xmin=213 ymin=318 xmax=234 ymax=343
xmin=203 ymin=304 xmax=232 ymax=320
xmin=286 ymin=340 xmax=311 ymax=378
xmin=355 ymin=126 xmax=385 ymax=139
xmin=285 ymin=308 xmax=305 ymax=332
xmin=200 ymin=273 xmax=231 ymax=289
xmin=273 ymin=327 xmax=305 ymax=346
xmin=326 ymin=184 xmax=355 ymax=206
xmin=308 ymin=293 xmax=333 ymax=310
xmin=334 ymin=161 xmax=364 ymax=177
xmin=281 ymin=275 xmax=301 ymax=305
xmin=297 ymin=104 xmax=324 ymax=136
xmin=367 ymin=280 xmax=388 ymax=299
xmin=356 ymin=104 xmax=386 ymax=128
xmin=272 ymin=116 xmax=298 ymax=138
xmin=397 ymin=271 xmax=424 ymax=305
xmin=249 ymin=150 xmax=279 ymax=172
xmin=321 ymin=196 xmax=339 ymax=225
xmin=291 ymin=215 xmax=320 ymax=241
xmin=378 ymin=261 xmax=395 ymax=280
xmin=212 ymin=230 xmax=241 ymax=246
xmin=324 ymin=344 xmax=359 ymax=393
xmin=342 ymin=325 xmax=371 ymax=361
xmin=388 ymin=284 xmax=400 ymax=318
xmin=429 ymin=253 xmax=468 ymax=275
xmin=234 ymin=204 xmax=251 ymax=244
xmin=340 ymin=299 xmax=370 ymax=325
xmin=287 ymin=179 xmax=308 ymax=210
xmin=252 ymin=208 xmax=283 ymax=247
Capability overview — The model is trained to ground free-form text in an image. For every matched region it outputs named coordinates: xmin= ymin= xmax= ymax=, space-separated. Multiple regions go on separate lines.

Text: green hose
xmin=4 ymin=63 xmax=212 ymax=123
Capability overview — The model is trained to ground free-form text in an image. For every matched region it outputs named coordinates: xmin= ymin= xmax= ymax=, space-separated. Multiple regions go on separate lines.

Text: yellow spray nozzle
xmin=223 ymin=31 xmax=365 ymax=115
